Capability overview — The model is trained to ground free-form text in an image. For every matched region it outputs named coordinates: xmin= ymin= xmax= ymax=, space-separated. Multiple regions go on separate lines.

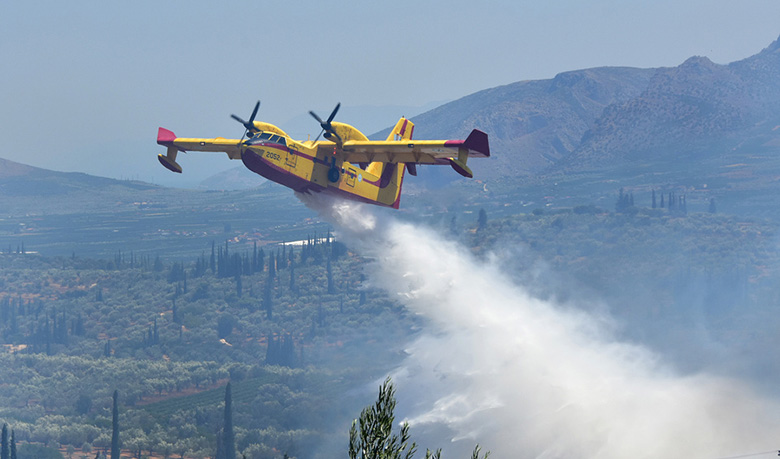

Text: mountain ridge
xmin=4 ymin=36 xmax=780 ymax=218
xmin=376 ymin=66 xmax=656 ymax=182
xmin=558 ymin=35 xmax=780 ymax=173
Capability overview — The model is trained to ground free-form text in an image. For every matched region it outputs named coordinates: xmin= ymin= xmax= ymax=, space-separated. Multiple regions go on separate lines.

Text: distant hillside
xmin=0 ymin=157 xmax=156 ymax=195
xmin=373 ymin=35 xmax=780 ymax=220
xmin=374 ymin=67 xmax=656 ymax=185
xmin=0 ymin=157 xmax=162 ymax=215
xmin=562 ymin=37 xmax=780 ymax=172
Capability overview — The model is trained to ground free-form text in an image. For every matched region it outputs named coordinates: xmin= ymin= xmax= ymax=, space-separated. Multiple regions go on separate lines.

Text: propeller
xmin=309 ymin=103 xmax=342 ymax=144
xmin=231 ymin=100 xmax=261 ymax=138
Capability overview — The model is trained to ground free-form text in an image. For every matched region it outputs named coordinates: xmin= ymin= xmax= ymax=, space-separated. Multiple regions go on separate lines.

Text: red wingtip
xmin=157 ymin=127 xmax=177 ymax=146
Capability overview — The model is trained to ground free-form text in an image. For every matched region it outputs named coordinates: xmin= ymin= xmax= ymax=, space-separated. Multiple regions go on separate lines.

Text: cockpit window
xmin=248 ymin=132 xmax=287 ymax=147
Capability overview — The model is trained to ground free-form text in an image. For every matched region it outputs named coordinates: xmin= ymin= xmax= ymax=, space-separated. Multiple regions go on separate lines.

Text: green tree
xmin=111 ymin=390 xmax=120 ymax=459
xmin=217 ymin=315 xmax=234 ymax=339
xmin=9 ymin=431 xmax=15 ymax=459
xmin=349 ymin=379 xmax=489 ymax=459
xmin=215 ymin=430 xmax=224 ymax=459
xmin=477 ymin=209 xmax=488 ymax=231
xmin=615 ymin=188 xmax=634 ymax=213
xmin=263 ymin=275 xmax=274 ymax=320
xmin=349 ymin=378 xmax=416 ymax=459
xmin=210 ymin=241 xmax=217 ymax=273
xmin=327 ymin=257 xmax=335 ymax=294
xmin=222 ymin=382 xmax=235 ymax=459
xmin=75 ymin=394 xmax=92 ymax=415
xmin=289 ymin=256 xmax=296 ymax=293
xmin=2 ymin=423 xmax=8 ymax=459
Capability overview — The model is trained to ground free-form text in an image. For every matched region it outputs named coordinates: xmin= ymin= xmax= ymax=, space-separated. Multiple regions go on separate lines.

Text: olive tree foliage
xmin=348 ymin=379 xmax=489 ymax=459
xmin=348 ymin=378 xmax=415 ymax=459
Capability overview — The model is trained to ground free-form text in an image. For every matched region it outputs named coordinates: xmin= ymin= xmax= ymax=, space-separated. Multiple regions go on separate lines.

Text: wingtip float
xmin=156 ymin=101 xmax=490 ymax=208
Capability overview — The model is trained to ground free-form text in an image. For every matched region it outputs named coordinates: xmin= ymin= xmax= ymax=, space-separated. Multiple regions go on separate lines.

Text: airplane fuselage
xmin=238 ymin=134 xmax=404 ymax=208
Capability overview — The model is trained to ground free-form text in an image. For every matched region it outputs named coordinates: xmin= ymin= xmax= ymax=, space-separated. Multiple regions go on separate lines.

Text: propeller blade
xmin=249 ymin=101 xmax=260 ymax=124
xmin=309 ymin=110 xmax=324 ymax=125
xmin=231 ymin=101 xmax=262 ymax=133
xmin=326 ymin=103 xmax=340 ymax=123
xmin=309 ymin=103 xmax=342 ymax=144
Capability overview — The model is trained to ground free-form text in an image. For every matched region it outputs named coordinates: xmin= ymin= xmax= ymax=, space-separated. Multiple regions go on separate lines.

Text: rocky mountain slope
xmin=562 ymin=37 xmax=780 ymax=172
xmin=376 ymin=66 xmax=656 ymax=180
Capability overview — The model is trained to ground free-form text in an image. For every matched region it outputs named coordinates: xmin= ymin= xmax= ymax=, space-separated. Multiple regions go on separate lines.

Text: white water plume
xmin=299 ymin=193 xmax=780 ymax=459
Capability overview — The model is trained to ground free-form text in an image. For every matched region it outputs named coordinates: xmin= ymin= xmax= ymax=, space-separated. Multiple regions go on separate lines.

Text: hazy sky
xmin=2 ymin=0 xmax=779 ymax=186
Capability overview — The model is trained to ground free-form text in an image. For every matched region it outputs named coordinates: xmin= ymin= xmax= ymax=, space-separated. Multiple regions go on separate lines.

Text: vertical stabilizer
xmin=386 ymin=117 xmax=415 ymax=141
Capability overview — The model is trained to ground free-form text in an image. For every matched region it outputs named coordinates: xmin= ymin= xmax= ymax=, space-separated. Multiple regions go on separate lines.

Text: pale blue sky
xmin=2 ymin=0 xmax=779 ymax=186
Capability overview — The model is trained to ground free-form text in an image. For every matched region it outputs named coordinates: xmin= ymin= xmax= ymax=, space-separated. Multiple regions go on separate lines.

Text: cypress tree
xmin=9 ymin=431 xmax=15 ymax=459
xmin=265 ymin=334 xmax=279 ymax=365
xmin=111 ymin=390 xmax=120 ymax=459
xmin=215 ymin=430 xmax=225 ymax=459
xmin=289 ymin=258 xmax=296 ymax=292
xmin=1 ymin=423 xmax=8 ymax=459
xmin=327 ymin=257 xmax=334 ymax=294
xmin=223 ymin=382 xmax=236 ymax=459
xmin=172 ymin=299 xmax=179 ymax=324
xmin=477 ymin=208 xmax=488 ymax=230
xmin=263 ymin=281 xmax=273 ymax=320
xmin=210 ymin=241 xmax=216 ymax=273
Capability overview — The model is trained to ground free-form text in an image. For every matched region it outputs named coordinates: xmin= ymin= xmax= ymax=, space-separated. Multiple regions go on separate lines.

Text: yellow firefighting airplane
xmin=157 ymin=102 xmax=490 ymax=208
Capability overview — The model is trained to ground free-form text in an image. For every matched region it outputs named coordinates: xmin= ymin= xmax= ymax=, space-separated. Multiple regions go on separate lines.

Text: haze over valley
xmin=4 ymin=33 xmax=780 ymax=459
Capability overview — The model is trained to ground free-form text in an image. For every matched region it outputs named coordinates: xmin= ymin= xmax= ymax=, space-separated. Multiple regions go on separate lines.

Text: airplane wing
xmin=157 ymin=128 xmax=243 ymax=157
xmin=328 ymin=129 xmax=490 ymax=165
xmin=157 ymin=127 xmax=243 ymax=173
